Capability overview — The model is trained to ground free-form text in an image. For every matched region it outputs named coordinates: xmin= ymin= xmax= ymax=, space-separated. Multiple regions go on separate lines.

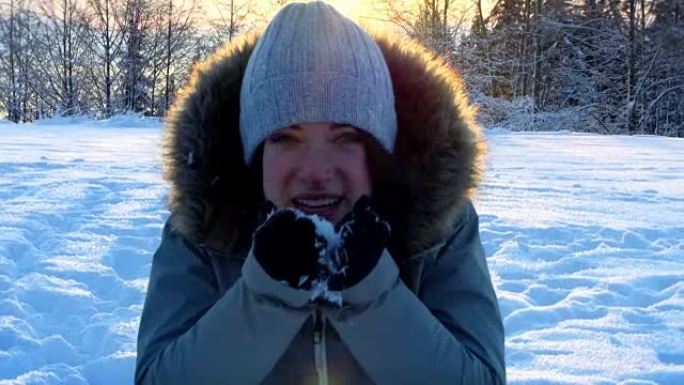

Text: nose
xmin=296 ymin=145 xmax=333 ymax=184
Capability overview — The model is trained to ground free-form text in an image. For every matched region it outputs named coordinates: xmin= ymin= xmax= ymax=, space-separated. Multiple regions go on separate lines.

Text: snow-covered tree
xmin=87 ymin=0 xmax=126 ymax=117
xmin=30 ymin=0 xmax=93 ymax=116
xmin=120 ymin=0 xmax=153 ymax=113
xmin=0 ymin=0 xmax=38 ymax=122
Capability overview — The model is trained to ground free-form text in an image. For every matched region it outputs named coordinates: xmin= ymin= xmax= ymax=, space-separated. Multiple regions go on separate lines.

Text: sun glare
xmin=324 ymin=0 xmax=371 ymax=21
xmin=199 ymin=0 xmax=386 ymax=28
xmin=198 ymin=0 xmax=494 ymax=33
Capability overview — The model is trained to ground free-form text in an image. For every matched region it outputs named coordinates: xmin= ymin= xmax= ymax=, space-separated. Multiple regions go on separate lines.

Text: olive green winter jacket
xmin=135 ymin=31 xmax=505 ymax=385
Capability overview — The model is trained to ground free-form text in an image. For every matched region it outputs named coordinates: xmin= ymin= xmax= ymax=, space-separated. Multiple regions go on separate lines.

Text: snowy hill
xmin=1 ymin=120 xmax=682 ymax=384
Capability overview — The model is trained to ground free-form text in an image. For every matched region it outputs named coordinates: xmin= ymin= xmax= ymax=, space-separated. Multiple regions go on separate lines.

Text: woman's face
xmin=262 ymin=122 xmax=371 ymax=224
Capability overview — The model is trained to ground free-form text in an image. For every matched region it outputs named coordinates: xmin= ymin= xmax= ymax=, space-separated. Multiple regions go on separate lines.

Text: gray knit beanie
xmin=239 ymin=1 xmax=397 ymax=163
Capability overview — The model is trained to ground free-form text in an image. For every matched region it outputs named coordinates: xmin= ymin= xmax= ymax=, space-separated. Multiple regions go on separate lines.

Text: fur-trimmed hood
xmin=162 ymin=31 xmax=485 ymax=261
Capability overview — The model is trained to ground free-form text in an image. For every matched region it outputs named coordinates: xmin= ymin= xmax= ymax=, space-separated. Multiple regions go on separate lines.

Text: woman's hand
xmin=253 ymin=197 xmax=391 ymax=292
xmin=252 ymin=204 xmax=326 ymax=289
xmin=330 ymin=196 xmax=391 ymax=290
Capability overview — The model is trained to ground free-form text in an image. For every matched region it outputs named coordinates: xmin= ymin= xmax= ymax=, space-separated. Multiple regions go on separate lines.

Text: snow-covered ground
xmin=1 ymin=120 xmax=682 ymax=384
xmin=480 ymin=131 xmax=684 ymax=384
xmin=0 ymin=119 xmax=165 ymax=385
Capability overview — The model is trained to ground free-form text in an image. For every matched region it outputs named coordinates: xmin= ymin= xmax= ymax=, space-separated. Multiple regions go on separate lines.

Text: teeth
xmin=294 ymin=197 xmax=340 ymax=208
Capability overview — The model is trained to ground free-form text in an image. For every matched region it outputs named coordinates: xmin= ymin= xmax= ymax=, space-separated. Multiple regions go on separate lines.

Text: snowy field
xmin=0 ymin=119 xmax=682 ymax=384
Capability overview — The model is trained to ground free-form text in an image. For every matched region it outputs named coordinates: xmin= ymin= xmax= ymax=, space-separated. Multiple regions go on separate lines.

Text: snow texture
xmin=258 ymin=207 xmax=344 ymax=303
xmin=0 ymin=118 xmax=682 ymax=384
xmin=290 ymin=209 xmax=344 ymax=305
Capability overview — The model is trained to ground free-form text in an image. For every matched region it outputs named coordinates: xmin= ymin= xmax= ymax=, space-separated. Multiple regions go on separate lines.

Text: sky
xmin=197 ymin=0 xmax=496 ymax=31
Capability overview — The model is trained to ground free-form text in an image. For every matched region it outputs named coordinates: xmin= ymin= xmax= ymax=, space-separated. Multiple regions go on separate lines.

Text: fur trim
xmin=162 ymin=31 xmax=485 ymax=259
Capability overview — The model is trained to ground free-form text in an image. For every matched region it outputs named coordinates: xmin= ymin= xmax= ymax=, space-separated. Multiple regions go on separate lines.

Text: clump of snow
xmin=309 ymin=279 xmax=343 ymax=307
xmin=286 ymin=209 xmax=345 ymax=305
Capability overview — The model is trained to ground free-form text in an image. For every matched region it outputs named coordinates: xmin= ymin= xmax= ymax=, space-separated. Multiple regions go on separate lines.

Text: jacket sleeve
xmin=135 ymin=222 xmax=314 ymax=385
xmin=324 ymin=200 xmax=506 ymax=385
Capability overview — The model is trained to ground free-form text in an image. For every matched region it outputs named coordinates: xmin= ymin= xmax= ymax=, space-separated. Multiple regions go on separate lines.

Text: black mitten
xmin=329 ymin=196 xmax=391 ymax=290
xmin=252 ymin=205 xmax=326 ymax=289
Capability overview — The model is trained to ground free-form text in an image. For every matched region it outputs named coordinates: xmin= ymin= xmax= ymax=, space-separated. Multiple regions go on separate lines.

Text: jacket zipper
xmin=312 ymin=308 xmax=329 ymax=385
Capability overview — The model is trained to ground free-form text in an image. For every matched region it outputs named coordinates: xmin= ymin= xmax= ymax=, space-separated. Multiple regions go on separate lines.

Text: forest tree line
xmin=1 ymin=0 xmax=682 ymax=136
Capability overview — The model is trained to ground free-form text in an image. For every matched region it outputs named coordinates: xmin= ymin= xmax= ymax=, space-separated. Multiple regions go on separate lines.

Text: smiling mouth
xmin=292 ymin=196 xmax=344 ymax=218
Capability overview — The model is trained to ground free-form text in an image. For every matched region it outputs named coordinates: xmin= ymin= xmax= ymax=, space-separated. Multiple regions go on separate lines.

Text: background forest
xmin=1 ymin=0 xmax=682 ymax=136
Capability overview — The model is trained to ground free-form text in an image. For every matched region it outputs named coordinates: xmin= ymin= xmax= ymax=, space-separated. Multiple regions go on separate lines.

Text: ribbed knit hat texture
xmin=239 ymin=1 xmax=397 ymax=163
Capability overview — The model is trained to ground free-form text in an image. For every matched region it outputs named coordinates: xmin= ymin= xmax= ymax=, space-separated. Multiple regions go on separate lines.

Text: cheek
xmin=336 ymin=149 xmax=372 ymax=199
xmin=262 ymin=147 xmax=291 ymax=205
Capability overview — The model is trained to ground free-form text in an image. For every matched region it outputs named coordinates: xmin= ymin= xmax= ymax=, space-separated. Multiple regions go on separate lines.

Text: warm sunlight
xmin=324 ymin=0 xmax=370 ymax=21
xmin=197 ymin=0 xmax=494 ymax=31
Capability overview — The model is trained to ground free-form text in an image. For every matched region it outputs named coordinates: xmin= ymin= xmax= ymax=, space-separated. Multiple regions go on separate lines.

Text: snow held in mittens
xmin=288 ymin=208 xmax=346 ymax=306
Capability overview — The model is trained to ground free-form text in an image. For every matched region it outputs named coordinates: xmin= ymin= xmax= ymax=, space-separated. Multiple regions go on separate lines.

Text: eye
xmin=267 ymin=132 xmax=299 ymax=144
xmin=334 ymin=131 xmax=365 ymax=144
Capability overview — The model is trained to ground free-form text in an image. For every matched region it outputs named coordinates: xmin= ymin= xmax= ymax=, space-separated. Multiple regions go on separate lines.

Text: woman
xmin=135 ymin=2 xmax=505 ymax=384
